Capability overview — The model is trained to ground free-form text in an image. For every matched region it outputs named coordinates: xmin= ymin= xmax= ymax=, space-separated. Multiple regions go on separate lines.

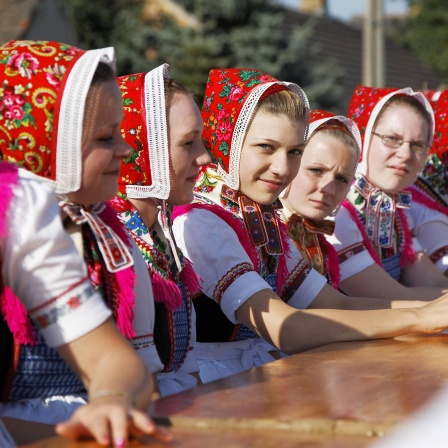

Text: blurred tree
xmin=391 ymin=0 xmax=448 ymax=83
xmin=60 ymin=0 xmax=343 ymax=110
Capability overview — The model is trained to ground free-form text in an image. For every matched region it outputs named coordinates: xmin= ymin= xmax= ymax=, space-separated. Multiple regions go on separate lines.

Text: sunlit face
xmin=67 ymin=79 xmax=130 ymax=205
xmin=239 ymin=111 xmax=306 ymax=205
xmin=366 ymin=104 xmax=429 ymax=194
xmin=284 ymin=132 xmax=357 ymax=220
xmin=168 ymin=93 xmax=211 ymax=205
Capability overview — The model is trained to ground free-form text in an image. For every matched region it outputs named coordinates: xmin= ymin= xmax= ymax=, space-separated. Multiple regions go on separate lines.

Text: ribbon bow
xmin=353 ymin=174 xmax=412 ymax=248
xmin=60 ymin=202 xmax=134 ymax=273
xmin=287 ymin=214 xmax=335 ymax=274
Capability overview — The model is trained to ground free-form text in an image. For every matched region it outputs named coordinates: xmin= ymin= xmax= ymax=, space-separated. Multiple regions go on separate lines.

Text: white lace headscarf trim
xmin=27 ymin=47 xmax=117 ymax=195
xmin=125 ymin=64 xmax=170 ymax=200
xmin=217 ymin=81 xmax=310 ymax=191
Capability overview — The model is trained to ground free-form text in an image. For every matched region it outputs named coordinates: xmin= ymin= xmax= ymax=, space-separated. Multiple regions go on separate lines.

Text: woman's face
xmin=285 ymin=131 xmax=357 ymax=220
xmin=67 ymin=79 xmax=131 ymax=205
xmin=167 ymin=93 xmax=211 ymax=205
xmin=366 ymin=104 xmax=429 ymax=194
xmin=239 ymin=111 xmax=306 ymax=205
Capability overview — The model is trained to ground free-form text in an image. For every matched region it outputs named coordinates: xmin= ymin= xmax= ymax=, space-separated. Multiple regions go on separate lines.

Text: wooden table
xmin=22 ymin=334 xmax=448 ymax=447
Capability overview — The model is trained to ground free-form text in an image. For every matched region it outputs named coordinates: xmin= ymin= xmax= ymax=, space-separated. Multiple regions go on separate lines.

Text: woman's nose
xmin=320 ymin=177 xmax=335 ymax=194
xmin=116 ymin=136 xmax=132 ymax=159
xmin=195 ymin=142 xmax=212 ymax=167
xmin=270 ymin=152 xmax=290 ymax=178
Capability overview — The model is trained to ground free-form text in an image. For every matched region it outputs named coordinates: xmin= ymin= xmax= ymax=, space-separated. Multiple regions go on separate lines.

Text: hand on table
xmin=55 ymin=397 xmax=173 ymax=447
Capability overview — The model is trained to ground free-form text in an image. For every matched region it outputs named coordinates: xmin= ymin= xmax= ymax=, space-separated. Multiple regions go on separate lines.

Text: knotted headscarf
xmin=0 ymin=40 xmax=135 ymax=341
xmin=201 ymin=68 xmax=310 ymax=190
xmin=285 ymin=110 xmax=360 ymax=286
xmin=411 ymin=90 xmax=448 ymax=211
xmin=189 ymin=68 xmax=311 ymax=293
xmin=347 ymin=85 xmax=434 ymax=249
xmin=112 ymin=66 xmax=200 ymax=314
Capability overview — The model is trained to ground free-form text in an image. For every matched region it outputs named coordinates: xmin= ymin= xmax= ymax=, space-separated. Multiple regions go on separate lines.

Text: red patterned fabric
xmin=117 ymin=65 xmax=171 ymax=200
xmin=201 ymin=68 xmax=309 ymax=189
xmin=347 ymin=85 xmax=398 ymax=151
xmin=430 ymin=90 xmax=448 ymax=161
xmin=0 ymin=40 xmax=115 ymax=194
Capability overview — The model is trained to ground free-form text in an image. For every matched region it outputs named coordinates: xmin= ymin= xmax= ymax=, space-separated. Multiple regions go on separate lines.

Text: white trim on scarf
xmin=125 ymin=64 xmax=171 ymax=200
xmin=56 ymin=47 xmax=116 ymax=194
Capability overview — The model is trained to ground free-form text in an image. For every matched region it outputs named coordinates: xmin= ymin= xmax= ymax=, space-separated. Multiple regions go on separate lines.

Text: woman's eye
xmin=309 ymin=168 xmax=321 ymax=174
xmin=290 ymin=148 xmax=304 ymax=156
xmin=98 ymin=136 xmax=113 ymax=142
xmin=384 ymin=135 xmax=400 ymax=144
xmin=337 ymin=176 xmax=348 ymax=184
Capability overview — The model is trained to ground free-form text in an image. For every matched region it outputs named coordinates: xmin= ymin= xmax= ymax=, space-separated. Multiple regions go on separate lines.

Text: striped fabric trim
xmin=280 ymin=259 xmax=312 ymax=303
xmin=130 ymin=333 xmax=156 ymax=350
xmin=430 ymin=245 xmax=448 ymax=264
xmin=337 ymin=242 xmax=367 ymax=264
xmin=213 ymin=262 xmax=253 ymax=305
xmin=29 ymin=277 xmax=95 ymax=330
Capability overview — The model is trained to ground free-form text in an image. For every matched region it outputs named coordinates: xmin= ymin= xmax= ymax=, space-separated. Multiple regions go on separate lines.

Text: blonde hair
xmin=255 ymin=89 xmax=308 ymax=122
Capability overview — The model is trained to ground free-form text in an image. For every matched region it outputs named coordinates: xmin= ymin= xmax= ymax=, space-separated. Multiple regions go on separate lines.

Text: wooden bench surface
xmin=151 ymin=334 xmax=448 ymax=434
xmin=21 ymin=334 xmax=448 ymax=447
xmin=21 ymin=430 xmax=374 ymax=448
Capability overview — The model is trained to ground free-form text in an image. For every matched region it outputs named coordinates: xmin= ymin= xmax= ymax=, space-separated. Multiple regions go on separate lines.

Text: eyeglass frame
xmin=371 ymin=131 xmax=429 ymax=155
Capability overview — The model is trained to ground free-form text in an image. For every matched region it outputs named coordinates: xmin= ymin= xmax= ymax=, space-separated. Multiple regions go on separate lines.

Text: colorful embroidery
xmin=61 ymin=202 xmax=133 ymax=273
xmin=213 ymin=262 xmax=254 ymax=305
xmin=130 ymin=333 xmax=156 ymax=350
xmin=279 ymin=259 xmax=312 ymax=303
xmin=430 ymin=245 xmax=448 ymax=264
xmin=287 ymin=215 xmax=335 ymax=275
xmin=338 ymin=242 xmax=367 ymax=264
xmin=28 ymin=278 xmax=95 ymax=330
xmin=112 ymin=195 xmax=196 ymax=372
xmin=352 ymin=174 xmax=412 ymax=248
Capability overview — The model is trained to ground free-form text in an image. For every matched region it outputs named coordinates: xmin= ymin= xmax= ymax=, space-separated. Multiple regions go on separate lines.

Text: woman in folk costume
xmin=0 ymin=163 xmax=171 ymax=446
xmin=111 ymin=65 xmax=210 ymax=396
xmin=326 ymin=84 xmax=448 ymax=300
xmin=0 ymin=40 xmax=162 ymax=424
xmin=172 ymin=69 xmax=448 ymax=384
xmin=407 ymin=90 xmax=448 ymax=275
xmin=281 ymin=110 xmax=362 ymax=288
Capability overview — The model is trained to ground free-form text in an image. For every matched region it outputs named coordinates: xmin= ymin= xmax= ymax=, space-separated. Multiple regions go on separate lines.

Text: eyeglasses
xmin=371 ymin=131 xmax=428 ymax=155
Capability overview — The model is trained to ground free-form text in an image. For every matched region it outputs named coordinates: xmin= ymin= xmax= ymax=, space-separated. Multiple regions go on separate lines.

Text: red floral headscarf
xmin=308 ymin=109 xmax=361 ymax=161
xmin=429 ymin=90 xmax=448 ymax=161
xmin=347 ymin=84 xmax=434 ymax=176
xmin=201 ymin=68 xmax=310 ymax=190
xmin=0 ymin=40 xmax=115 ymax=194
xmin=117 ymin=64 xmax=171 ymax=200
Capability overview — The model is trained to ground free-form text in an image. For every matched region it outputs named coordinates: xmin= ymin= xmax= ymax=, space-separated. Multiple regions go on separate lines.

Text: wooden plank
xmin=151 ymin=334 xmax=448 ymax=434
xmin=22 ymin=334 xmax=448 ymax=447
xmin=21 ymin=429 xmax=375 ymax=448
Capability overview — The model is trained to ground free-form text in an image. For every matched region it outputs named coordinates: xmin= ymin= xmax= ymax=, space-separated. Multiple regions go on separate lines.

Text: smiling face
xmin=366 ymin=104 xmax=429 ymax=194
xmin=67 ymin=79 xmax=131 ymax=205
xmin=284 ymin=130 xmax=357 ymax=220
xmin=167 ymin=92 xmax=211 ymax=205
xmin=239 ymin=111 xmax=306 ymax=205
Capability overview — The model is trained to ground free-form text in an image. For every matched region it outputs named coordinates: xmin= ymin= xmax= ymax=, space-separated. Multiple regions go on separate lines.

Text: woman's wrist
xmin=89 ymin=389 xmax=134 ymax=404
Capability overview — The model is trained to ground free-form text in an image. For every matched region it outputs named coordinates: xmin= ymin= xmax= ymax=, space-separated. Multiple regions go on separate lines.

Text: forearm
xmin=57 ymin=319 xmax=154 ymax=410
xmin=261 ymin=299 xmax=420 ymax=354
xmin=310 ymin=286 xmax=427 ymax=310
xmin=236 ymin=289 xmax=436 ymax=355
